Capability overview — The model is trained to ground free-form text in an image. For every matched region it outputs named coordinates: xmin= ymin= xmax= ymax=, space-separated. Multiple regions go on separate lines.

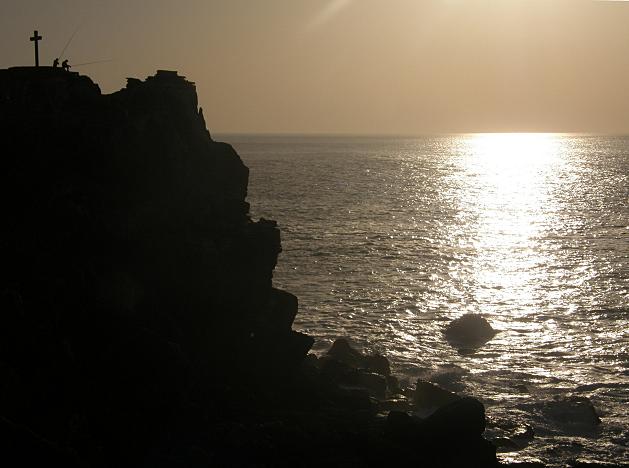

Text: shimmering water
xmin=229 ymin=134 xmax=629 ymax=466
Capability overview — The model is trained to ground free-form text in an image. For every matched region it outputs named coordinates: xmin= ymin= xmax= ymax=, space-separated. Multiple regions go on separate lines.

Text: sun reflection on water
xmin=455 ymin=134 xmax=565 ymax=323
xmin=242 ymin=133 xmax=629 ymax=465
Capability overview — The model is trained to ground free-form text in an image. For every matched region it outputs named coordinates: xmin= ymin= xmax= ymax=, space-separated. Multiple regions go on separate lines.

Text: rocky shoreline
xmin=0 ymin=67 xmax=623 ymax=467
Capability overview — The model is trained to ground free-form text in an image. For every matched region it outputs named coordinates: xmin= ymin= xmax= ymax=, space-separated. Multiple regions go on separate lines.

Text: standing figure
xmin=61 ymin=59 xmax=70 ymax=72
xmin=53 ymin=58 xmax=59 ymax=68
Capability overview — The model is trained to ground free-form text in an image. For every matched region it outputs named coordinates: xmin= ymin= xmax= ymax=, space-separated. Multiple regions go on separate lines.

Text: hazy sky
xmin=2 ymin=0 xmax=629 ymax=134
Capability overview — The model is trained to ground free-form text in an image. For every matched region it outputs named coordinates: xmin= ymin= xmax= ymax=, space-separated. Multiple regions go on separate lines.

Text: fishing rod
xmin=58 ymin=25 xmax=80 ymax=60
xmin=72 ymin=59 xmax=114 ymax=68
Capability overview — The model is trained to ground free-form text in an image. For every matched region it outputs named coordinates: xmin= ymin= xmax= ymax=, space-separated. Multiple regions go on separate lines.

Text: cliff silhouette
xmin=0 ymin=67 xmax=501 ymax=467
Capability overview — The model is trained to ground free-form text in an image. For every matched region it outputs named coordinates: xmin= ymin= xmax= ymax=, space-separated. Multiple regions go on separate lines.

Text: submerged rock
xmin=444 ymin=314 xmax=497 ymax=350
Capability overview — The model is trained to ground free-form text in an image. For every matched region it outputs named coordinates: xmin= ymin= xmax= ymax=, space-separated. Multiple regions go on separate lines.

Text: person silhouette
xmin=53 ymin=58 xmax=59 ymax=68
xmin=61 ymin=59 xmax=70 ymax=72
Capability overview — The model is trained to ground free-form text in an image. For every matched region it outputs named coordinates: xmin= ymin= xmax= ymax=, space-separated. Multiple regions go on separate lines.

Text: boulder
xmin=492 ymin=436 xmax=521 ymax=453
xmin=386 ymin=410 xmax=419 ymax=433
xmin=543 ymin=396 xmax=601 ymax=427
xmin=386 ymin=375 xmax=401 ymax=395
xmin=386 ymin=406 xmax=498 ymax=467
xmin=413 ymin=380 xmax=460 ymax=410
xmin=444 ymin=314 xmax=497 ymax=350
xmin=320 ymin=359 xmax=387 ymax=399
xmin=379 ymin=396 xmax=414 ymax=413
xmin=354 ymin=372 xmax=388 ymax=400
xmin=425 ymin=397 xmax=487 ymax=438
xmin=326 ymin=338 xmax=391 ymax=376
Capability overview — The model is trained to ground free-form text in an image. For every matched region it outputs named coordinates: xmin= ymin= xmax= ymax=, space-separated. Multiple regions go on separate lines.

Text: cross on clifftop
xmin=30 ymin=30 xmax=42 ymax=67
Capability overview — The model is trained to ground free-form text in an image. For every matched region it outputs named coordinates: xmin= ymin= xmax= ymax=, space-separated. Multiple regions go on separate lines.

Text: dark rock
xmin=327 ymin=338 xmax=364 ymax=366
xmin=0 ymin=416 xmax=81 ymax=467
xmin=0 ymin=67 xmax=313 ymax=466
xmin=569 ymin=463 xmax=626 ymax=468
xmin=506 ymin=463 xmax=546 ymax=468
xmin=492 ymin=436 xmax=521 ymax=452
xmin=425 ymin=397 xmax=487 ymax=438
xmin=416 ymin=363 xmax=469 ymax=392
xmin=251 ymin=330 xmax=315 ymax=377
xmin=320 ymin=355 xmax=354 ymax=381
xmin=320 ymin=359 xmax=387 ymax=399
xmin=365 ymin=354 xmax=391 ymax=377
xmin=386 ymin=410 xmax=417 ymax=433
xmin=354 ymin=372 xmax=388 ymax=400
xmin=543 ymin=396 xmax=601 ymax=427
xmin=328 ymin=388 xmax=377 ymax=414
xmin=266 ymin=288 xmax=298 ymax=333
xmin=413 ymin=379 xmax=461 ymax=410
xmin=379 ymin=396 xmax=414 ymax=413
xmin=385 ymin=375 xmax=401 ymax=395
xmin=511 ymin=423 xmax=535 ymax=445
xmin=444 ymin=314 xmax=497 ymax=350
xmin=386 ymin=407 xmax=498 ymax=467
xmin=326 ymin=338 xmax=391 ymax=376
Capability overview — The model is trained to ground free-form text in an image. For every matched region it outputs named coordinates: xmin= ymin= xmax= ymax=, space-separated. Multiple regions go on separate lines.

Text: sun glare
xmin=470 ymin=133 xmax=560 ymax=166
xmin=456 ymin=133 xmax=566 ymax=322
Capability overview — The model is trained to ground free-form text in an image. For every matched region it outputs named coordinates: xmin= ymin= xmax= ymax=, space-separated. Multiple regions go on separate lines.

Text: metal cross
xmin=30 ymin=30 xmax=42 ymax=67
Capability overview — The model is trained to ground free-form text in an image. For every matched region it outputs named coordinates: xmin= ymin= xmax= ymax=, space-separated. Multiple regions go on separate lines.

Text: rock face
xmin=0 ymin=67 xmax=312 ymax=372
xmin=0 ymin=67 xmax=312 ymax=465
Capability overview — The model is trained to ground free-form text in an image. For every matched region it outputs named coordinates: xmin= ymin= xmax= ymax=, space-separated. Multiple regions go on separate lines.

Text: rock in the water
xmin=354 ymin=372 xmax=388 ymax=400
xmin=320 ymin=339 xmax=396 ymax=399
xmin=492 ymin=436 xmax=521 ymax=453
xmin=386 ymin=375 xmax=401 ymax=395
xmin=326 ymin=338 xmax=391 ymax=376
xmin=320 ymin=358 xmax=388 ymax=399
xmin=543 ymin=396 xmax=601 ymax=427
xmin=444 ymin=314 xmax=497 ymax=350
xmin=386 ymin=405 xmax=498 ymax=467
xmin=489 ymin=420 xmax=535 ymax=453
xmin=413 ymin=380 xmax=461 ymax=410
xmin=425 ymin=396 xmax=487 ymax=438
xmin=379 ymin=396 xmax=414 ymax=413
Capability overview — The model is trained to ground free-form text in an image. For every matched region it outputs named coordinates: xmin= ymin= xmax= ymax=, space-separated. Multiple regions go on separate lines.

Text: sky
xmin=1 ymin=0 xmax=629 ymax=135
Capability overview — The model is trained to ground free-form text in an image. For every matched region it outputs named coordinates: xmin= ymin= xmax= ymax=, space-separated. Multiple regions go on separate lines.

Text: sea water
xmin=227 ymin=134 xmax=629 ymax=466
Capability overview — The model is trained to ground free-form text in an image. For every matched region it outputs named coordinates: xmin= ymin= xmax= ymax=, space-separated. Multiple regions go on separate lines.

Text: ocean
xmin=227 ymin=134 xmax=629 ymax=466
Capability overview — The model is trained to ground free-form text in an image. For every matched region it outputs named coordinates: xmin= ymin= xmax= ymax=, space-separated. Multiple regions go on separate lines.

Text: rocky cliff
xmin=0 ymin=68 xmax=502 ymax=468
xmin=0 ymin=67 xmax=313 ymax=465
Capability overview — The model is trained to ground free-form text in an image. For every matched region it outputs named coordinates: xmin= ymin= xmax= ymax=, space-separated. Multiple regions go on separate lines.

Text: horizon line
xmin=213 ymin=131 xmax=629 ymax=139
